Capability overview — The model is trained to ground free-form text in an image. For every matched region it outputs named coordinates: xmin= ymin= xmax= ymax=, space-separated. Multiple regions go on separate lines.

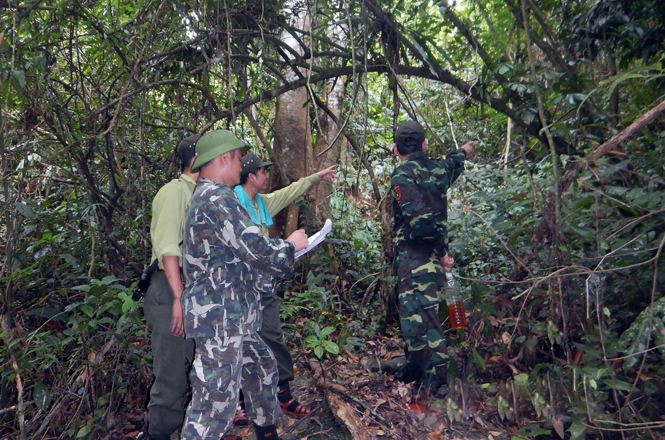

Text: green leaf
xmin=14 ymin=202 xmax=37 ymax=220
xmin=602 ymin=379 xmax=633 ymax=391
xmin=322 ymin=340 xmax=340 ymax=355
xmin=121 ymin=296 xmax=137 ymax=313
xmin=80 ymin=304 xmax=94 ymax=318
xmin=495 ymin=62 xmax=513 ymax=75
xmin=33 ymin=382 xmax=51 ymax=410
xmin=314 ymin=346 xmax=324 ymax=359
xmin=527 ymin=427 xmax=551 ymax=437
xmin=470 ymin=347 xmax=486 ymax=371
xmin=11 ymin=70 xmax=26 ymax=88
xmin=568 ymin=421 xmax=586 ymax=440
xmin=514 ymin=373 xmax=529 ymax=387
xmin=76 ymin=423 xmax=91 ymax=438
xmin=101 ymin=275 xmax=118 ymax=285
xmin=60 ymin=253 xmax=79 ymax=265
xmin=319 ymin=326 xmax=336 ymax=338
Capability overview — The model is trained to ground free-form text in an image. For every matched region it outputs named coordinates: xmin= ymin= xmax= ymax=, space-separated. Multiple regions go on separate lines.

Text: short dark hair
xmin=176 ymin=134 xmax=201 ymax=172
xmin=239 ymin=169 xmax=259 ymax=185
xmin=395 ymin=141 xmax=423 ymax=156
xmin=394 ymin=120 xmax=425 ymax=156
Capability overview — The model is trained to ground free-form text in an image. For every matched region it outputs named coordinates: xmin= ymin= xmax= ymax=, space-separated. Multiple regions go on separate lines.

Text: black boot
xmin=253 ymin=422 xmax=279 ymax=439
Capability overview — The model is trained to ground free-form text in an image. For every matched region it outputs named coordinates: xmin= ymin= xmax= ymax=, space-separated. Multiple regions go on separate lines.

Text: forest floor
xmin=105 ymin=335 xmax=512 ymax=440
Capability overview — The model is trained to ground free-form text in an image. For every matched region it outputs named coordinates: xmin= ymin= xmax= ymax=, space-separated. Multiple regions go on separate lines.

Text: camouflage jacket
xmin=182 ymin=178 xmax=296 ymax=336
xmin=390 ymin=150 xmax=467 ymax=258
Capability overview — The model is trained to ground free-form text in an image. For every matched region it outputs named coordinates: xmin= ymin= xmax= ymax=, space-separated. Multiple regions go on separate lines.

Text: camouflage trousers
xmin=394 ymin=245 xmax=449 ymax=389
xmin=180 ymin=328 xmax=280 ymax=439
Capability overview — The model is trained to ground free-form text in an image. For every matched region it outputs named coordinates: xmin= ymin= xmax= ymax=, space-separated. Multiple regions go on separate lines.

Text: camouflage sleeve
xmin=231 ymin=217 xmax=296 ymax=278
xmin=391 ymin=165 xmax=448 ymax=254
xmin=222 ymin=207 xmax=296 ymax=279
xmin=441 ymin=149 xmax=467 ymax=186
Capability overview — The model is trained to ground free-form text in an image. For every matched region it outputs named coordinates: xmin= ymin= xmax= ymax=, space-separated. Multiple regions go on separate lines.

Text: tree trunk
xmin=310 ymin=79 xmax=345 ymax=222
xmin=270 ymin=4 xmax=312 ymax=238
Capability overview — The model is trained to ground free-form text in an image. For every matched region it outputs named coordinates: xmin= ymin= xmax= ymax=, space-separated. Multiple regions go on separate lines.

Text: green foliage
xmin=0 ymin=276 xmax=147 ymax=437
xmin=619 ymin=295 xmax=665 ymax=370
xmin=2 ymin=0 xmax=665 ymax=437
xmin=304 ymin=324 xmax=340 ymax=360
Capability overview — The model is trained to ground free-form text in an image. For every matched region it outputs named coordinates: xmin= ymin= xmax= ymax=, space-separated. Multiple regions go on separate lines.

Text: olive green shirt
xmin=246 ymin=173 xmax=320 ymax=236
xmin=150 ymin=174 xmax=197 ymax=269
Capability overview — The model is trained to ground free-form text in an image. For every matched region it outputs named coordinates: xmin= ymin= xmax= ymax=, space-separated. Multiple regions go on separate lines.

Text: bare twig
xmin=469 ymin=209 xmax=533 ymax=277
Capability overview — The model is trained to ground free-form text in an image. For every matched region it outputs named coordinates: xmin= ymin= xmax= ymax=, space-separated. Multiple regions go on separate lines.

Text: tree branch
xmin=559 ymin=97 xmax=665 ymax=195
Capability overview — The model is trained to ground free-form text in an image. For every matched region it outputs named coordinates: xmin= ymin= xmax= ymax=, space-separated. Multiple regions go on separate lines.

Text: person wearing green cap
xmin=180 ymin=130 xmax=308 ymax=440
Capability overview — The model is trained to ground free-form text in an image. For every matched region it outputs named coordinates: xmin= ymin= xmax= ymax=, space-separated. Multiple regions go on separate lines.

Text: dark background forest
xmin=1 ymin=0 xmax=664 ymax=439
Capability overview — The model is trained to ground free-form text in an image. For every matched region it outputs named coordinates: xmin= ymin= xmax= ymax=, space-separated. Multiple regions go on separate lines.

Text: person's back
xmin=391 ymin=151 xmax=464 ymax=252
xmin=183 ymin=177 xmax=293 ymax=333
xmin=389 ymin=120 xmax=473 ymax=395
xmin=143 ymin=134 xmax=200 ymax=440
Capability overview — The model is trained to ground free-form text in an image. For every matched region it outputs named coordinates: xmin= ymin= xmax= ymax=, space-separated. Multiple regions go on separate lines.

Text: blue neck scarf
xmin=234 ymin=186 xmax=273 ymax=228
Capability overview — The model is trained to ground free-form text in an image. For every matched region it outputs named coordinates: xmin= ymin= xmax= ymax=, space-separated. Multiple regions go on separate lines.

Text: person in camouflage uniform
xmin=390 ymin=120 xmax=474 ymax=393
xmin=180 ymin=130 xmax=308 ymax=440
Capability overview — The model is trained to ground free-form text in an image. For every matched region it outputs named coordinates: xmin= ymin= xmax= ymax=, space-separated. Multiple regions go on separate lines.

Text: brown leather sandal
xmin=279 ymin=397 xmax=312 ymax=417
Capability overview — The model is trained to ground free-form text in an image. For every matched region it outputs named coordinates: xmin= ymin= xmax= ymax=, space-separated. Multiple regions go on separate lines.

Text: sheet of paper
xmin=295 ymin=219 xmax=332 ymax=259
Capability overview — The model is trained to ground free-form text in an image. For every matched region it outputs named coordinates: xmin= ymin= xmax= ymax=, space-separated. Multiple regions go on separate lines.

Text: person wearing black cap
xmin=143 ymin=134 xmax=200 ymax=440
xmin=390 ymin=120 xmax=473 ymax=396
xmin=231 ymin=152 xmax=335 ymax=423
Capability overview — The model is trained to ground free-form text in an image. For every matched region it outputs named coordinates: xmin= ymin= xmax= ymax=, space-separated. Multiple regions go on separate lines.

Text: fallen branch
xmin=324 ymin=388 xmax=373 ymax=440
xmin=307 ymin=359 xmax=392 ymax=438
xmin=0 ymin=401 xmax=33 ymax=416
xmin=321 ymin=381 xmax=392 ymax=429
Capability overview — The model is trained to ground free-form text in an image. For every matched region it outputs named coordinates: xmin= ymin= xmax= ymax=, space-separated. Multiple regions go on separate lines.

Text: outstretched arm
xmin=316 ymin=165 xmax=336 ymax=182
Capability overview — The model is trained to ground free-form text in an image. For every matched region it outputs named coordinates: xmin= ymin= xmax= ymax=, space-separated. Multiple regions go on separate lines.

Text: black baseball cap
xmin=176 ymin=133 xmax=201 ymax=168
xmin=241 ymin=152 xmax=273 ymax=176
xmin=394 ymin=120 xmax=425 ymax=146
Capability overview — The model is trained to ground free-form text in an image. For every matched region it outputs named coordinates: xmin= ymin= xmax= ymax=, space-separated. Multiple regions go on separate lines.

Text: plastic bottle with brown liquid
xmin=445 ymin=272 xmax=468 ymax=329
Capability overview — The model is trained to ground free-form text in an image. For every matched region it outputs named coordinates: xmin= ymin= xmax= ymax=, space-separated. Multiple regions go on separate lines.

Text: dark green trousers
xmin=144 ymin=270 xmax=195 ymax=437
xmin=394 ymin=246 xmax=449 ymax=389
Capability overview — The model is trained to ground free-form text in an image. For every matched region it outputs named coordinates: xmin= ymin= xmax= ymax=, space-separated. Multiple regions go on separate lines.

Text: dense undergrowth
xmin=1 ymin=139 xmax=665 ymax=438
xmin=2 ymin=0 xmax=665 ymax=439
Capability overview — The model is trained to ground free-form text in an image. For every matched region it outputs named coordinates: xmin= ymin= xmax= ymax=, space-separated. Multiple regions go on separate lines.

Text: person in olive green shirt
xmin=232 ymin=153 xmax=335 ymax=423
xmin=144 ymin=134 xmax=200 ymax=440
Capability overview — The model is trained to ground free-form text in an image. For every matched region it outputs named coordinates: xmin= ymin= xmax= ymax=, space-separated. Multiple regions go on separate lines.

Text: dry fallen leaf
xmin=552 ymin=417 xmax=565 ymax=439
xmin=427 ymin=430 xmax=446 ymax=440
